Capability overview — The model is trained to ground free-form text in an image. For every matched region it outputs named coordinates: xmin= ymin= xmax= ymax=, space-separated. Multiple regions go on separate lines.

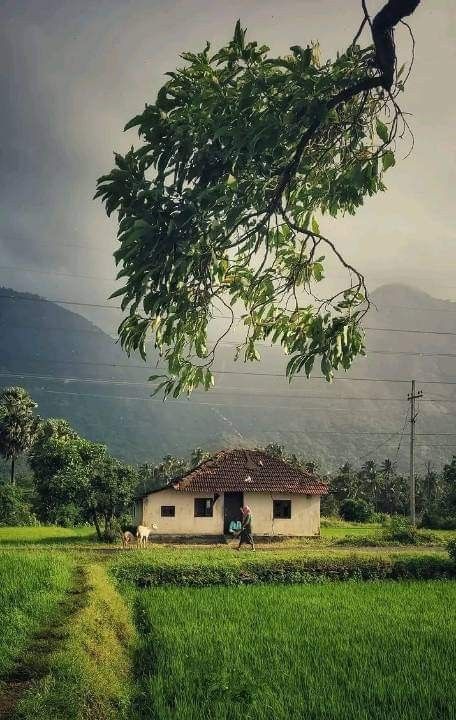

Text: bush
xmin=421 ymin=512 xmax=456 ymax=530
xmin=54 ymin=503 xmax=85 ymax=528
xmin=0 ymin=485 xmax=36 ymax=526
xmin=371 ymin=512 xmax=390 ymax=526
xmin=110 ymin=554 xmax=456 ymax=588
xmin=339 ymin=498 xmax=372 ymax=522
xmin=448 ymin=540 xmax=456 ymax=562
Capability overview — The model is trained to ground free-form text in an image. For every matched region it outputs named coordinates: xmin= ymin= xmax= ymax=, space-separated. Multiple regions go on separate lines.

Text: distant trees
xmin=138 ymin=447 xmax=211 ymax=495
xmin=0 ymin=387 xmax=39 ymax=484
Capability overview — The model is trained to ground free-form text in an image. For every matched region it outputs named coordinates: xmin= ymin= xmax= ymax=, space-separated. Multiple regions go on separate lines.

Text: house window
xmin=161 ymin=505 xmax=175 ymax=517
xmin=194 ymin=498 xmax=213 ymax=517
xmin=273 ymin=499 xmax=291 ymax=519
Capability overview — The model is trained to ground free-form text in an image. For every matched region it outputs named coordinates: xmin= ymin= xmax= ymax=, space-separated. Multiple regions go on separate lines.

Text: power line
xmin=6 ymin=356 xmax=456 ymax=386
xmin=3 ymin=370 xmax=456 ymax=404
xmin=0 ymin=267 xmax=115 ymax=282
xmin=5 ymin=320 xmax=456 ymax=345
xmin=0 ymin=293 xmax=121 ymax=310
xmin=6 ymin=263 xmax=456 ymax=292
xmin=2 ymin=291 xmax=456 ymax=323
xmin=2 ymin=381 xmax=456 ymax=439
xmin=394 ymin=409 xmax=410 ymax=465
xmin=366 ymin=327 xmax=456 ymax=337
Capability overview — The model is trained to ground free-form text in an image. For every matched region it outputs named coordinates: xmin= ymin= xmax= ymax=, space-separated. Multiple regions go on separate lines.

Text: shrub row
xmin=111 ymin=555 xmax=456 ymax=588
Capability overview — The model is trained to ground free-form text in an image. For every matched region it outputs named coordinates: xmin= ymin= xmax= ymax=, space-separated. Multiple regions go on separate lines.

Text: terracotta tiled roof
xmin=172 ymin=449 xmax=328 ymax=495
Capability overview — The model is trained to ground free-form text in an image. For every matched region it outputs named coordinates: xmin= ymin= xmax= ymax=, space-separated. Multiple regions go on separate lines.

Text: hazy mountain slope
xmin=0 ymin=285 xmax=455 ymax=470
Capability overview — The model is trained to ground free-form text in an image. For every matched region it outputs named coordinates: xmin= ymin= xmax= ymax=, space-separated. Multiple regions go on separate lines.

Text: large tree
xmin=0 ymin=387 xmax=39 ymax=484
xmin=97 ymin=0 xmax=421 ymax=397
xmin=30 ymin=419 xmax=138 ymax=539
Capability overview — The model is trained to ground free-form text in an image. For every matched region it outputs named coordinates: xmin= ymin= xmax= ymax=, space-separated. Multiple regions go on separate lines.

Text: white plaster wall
xmin=244 ymin=493 xmax=321 ymax=536
xmin=140 ymin=489 xmax=321 ymax=536
xmin=141 ymin=488 xmax=223 ymax=535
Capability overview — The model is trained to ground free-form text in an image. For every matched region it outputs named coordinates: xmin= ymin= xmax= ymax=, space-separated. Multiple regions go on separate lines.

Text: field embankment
xmin=111 ymin=549 xmax=455 ymax=587
xmin=15 ymin=563 xmax=135 ymax=720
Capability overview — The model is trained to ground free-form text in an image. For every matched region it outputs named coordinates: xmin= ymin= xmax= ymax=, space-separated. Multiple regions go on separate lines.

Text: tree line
xmin=1 ymin=386 xmax=455 ymax=535
xmin=0 ymin=386 xmax=210 ymax=538
xmin=264 ymin=444 xmax=456 ymax=529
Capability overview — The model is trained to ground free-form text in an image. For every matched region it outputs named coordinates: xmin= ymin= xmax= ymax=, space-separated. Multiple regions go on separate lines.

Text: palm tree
xmin=0 ymin=387 xmax=39 ymax=484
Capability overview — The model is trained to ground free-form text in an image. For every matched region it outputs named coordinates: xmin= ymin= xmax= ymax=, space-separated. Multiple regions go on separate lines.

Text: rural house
xmin=135 ymin=449 xmax=328 ymax=538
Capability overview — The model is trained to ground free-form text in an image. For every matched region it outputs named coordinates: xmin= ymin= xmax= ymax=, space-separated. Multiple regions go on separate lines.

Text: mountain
xmin=0 ymin=285 xmax=456 ymax=471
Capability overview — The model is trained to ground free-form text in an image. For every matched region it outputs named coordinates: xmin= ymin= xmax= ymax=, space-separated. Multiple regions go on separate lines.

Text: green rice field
xmin=0 ymin=526 xmax=94 ymax=546
xmin=0 ymin=551 xmax=72 ymax=678
xmin=132 ymin=581 xmax=456 ymax=720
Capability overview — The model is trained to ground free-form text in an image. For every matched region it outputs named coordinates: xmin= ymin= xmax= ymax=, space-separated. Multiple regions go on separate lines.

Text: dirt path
xmin=0 ymin=565 xmax=88 ymax=720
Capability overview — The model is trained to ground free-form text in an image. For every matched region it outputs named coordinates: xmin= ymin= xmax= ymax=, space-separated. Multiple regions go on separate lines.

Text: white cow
xmin=136 ymin=524 xmax=158 ymax=546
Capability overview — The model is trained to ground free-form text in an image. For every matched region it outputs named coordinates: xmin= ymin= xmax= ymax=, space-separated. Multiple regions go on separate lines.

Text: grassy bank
xmin=132 ymin=581 xmax=456 ymax=720
xmin=111 ymin=549 xmax=454 ymax=587
xmin=0 ymin=551 xmax=72 ymax=679
xmin=15 ymin=563 xmax=136 ymax=720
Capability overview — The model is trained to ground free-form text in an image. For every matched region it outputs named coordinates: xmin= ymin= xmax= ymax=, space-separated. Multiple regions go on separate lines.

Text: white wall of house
xmin=244 ymin=493 xmax=321 ymax=536
xmin=141 ymin=488 xmax=223 ymax=535
xmin=140 ymin=489 xmax=321 ymax=536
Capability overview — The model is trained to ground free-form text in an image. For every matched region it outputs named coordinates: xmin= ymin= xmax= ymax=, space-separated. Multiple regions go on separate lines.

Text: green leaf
xmin=311 ymin=216 xmax=320 ymax=234
xmin=382 ymin=150 xmax=396 ymax=171
xmin=376 ymin=119 xmax=389 ymax=144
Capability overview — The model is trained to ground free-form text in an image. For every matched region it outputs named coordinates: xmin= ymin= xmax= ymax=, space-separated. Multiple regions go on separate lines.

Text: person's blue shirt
xmin=229 ymin=520 xmax=241 ymax=534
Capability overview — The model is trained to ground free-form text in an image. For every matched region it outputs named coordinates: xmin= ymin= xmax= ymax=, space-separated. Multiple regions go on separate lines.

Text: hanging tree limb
xmin=96 ymin=0 xmax=422 ymax=397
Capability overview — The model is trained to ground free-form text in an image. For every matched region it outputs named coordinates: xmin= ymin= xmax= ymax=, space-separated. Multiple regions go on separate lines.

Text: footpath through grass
xmin=15 ymin=563 xmax=136 ymax=720
xmin=132 ymin=581 xmax=456 ymax=720
xmin=0 ymin=551 xmax=72 ymax=680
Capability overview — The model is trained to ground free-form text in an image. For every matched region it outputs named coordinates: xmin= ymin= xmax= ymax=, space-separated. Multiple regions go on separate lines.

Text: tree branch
xmin=268 ymin=0 xmax=421 ymax=212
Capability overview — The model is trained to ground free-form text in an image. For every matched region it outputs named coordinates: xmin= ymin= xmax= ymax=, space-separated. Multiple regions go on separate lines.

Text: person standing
xmin=236 ymin=505 xmax=255 ymax=551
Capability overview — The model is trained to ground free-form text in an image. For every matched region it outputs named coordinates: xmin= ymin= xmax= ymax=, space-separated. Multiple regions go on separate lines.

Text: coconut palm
xmin=0 ymin=387 xmax=39 ymax=484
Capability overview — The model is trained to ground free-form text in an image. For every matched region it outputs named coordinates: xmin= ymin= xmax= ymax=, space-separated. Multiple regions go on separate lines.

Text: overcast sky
xmin=1 ymin=0 xmax=454 ymax=331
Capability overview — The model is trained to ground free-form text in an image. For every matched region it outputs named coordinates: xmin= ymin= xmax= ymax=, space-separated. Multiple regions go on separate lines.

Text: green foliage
xmin=138 ymin=447 xmax=211 ymax=495
xmin=421 ymin=511 xmax=456 ymax=530
xmin=0 ymin=386 xmax=40 ymax=483
xmin=111 ymin=553 xmax=455 ymax=588
xmin=447 ymin=538 xmax=456 ymax=562
xmin=96 ymin=22 xmax=404 ymax=396
xmin=381 ymin=516 xmax=438 ymax=545
xmin=30 ymin=418 xmax=137 ymax=539
xmin=339 ymin=497 xmax=372 ymax=522
xmin=0 ymin=484 xmax=36 ymax=526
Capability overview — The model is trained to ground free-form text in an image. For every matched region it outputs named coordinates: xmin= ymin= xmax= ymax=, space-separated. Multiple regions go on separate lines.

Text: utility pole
xmin=408 ymin=380 xmax=423 ymax=525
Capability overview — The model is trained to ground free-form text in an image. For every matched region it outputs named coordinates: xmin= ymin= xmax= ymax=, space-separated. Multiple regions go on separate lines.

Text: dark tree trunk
xmin=92 ymin=510 xmax=102 ymax=541
xmin=10 ymin=458 xmax=15 ymax=485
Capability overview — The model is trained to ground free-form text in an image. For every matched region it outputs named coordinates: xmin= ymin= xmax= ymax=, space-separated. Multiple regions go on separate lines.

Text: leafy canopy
xmin=97 ymin=17 xmax=413 ymax=397
xmin=0 ymin=387 xmax=39 ymax=482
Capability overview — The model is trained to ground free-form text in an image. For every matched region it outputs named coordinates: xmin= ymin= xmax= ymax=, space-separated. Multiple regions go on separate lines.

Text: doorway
xmin=223 ymin=492 xmax=244 ymax=534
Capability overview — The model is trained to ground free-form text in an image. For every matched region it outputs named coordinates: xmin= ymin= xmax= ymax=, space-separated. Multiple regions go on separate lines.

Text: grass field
xmin=0 ymin=525 xmax=455 ymax=720
xmin=132 ymin=581 xmax=456 ymax=720
xmin=0 ymin=526 xmax=95 ymax=546
xmin=16 ymin=564 xmax=135 ymax=720
xmin=0 ymin=551 xmax=72 ymax=678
